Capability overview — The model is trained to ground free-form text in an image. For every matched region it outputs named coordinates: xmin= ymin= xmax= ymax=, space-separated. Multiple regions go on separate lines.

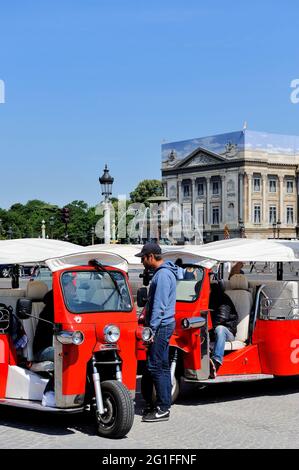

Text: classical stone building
xmin=161 ymin=129 xmax=299 ymax=242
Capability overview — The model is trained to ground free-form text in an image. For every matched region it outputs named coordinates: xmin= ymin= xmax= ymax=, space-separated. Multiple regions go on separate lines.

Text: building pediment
xmin=175 ymin=147 xmax=227 ymax=169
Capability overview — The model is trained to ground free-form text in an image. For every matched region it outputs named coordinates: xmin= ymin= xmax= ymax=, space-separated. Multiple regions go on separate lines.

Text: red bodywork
xmin=0 ymin=265 xmax=138 ymax=401
xmin=137 ymin=267 xmax=299 ymax=381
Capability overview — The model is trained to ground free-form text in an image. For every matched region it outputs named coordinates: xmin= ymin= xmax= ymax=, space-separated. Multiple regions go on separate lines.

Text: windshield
xmin=61 ymin=270 xmax=133 ymax=313
xmin=176 ymin=266 xmax=204 ymax=303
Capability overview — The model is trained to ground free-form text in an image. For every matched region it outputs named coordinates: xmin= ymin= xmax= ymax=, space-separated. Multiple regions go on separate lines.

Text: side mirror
xmin=16 ymin=298 xmax=32 ymax=319
xmin=137 ymin=287 xmax=148 ymax=308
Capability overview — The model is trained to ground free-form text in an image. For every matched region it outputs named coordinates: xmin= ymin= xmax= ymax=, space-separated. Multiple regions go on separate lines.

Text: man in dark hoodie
xmin=209 ymin=283 xmax=238 ymax=378
xmin=136 ymin=242 xmax=177 ymax=423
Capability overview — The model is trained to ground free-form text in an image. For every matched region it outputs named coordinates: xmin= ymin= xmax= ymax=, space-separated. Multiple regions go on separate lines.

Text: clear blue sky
xmin=0 ymin=0 xmax=299 ymax=209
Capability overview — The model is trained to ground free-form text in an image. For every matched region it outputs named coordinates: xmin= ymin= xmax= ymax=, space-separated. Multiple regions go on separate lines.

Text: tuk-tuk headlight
xmin=56 ymin=330 xmax=85 ymax=345
xmin=72 ymin=331 xmax=85 ymax=345
xmin=142 ymin=327 xmax=154 ymax=342
xmin=104 ymin=324 xmax=120 ymax=344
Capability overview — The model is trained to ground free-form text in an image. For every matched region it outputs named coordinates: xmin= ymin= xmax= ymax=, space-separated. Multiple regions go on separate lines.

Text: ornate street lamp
xmin=99 ymin=165 xmax=114 ymax=244
xmin=277 ymin=220 xmax=282 ymax=239
xmin=272 ymin=222 xmax=277 ymax=239
xmin=99 ymin=164 xmax=114 ymax=202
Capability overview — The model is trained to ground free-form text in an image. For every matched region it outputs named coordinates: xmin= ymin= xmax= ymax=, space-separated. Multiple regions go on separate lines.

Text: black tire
xmin=141 ymin=373 xmax=181 ymax=405
xmin=95 ymin=380 xmax=134 ymax=439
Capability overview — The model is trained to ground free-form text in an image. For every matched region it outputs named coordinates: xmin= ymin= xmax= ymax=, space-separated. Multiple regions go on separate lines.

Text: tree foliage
xmin=0 ymin=178 xmax=163 ymax=244
xmin=130 ymin=179 xmax=163 ymax=204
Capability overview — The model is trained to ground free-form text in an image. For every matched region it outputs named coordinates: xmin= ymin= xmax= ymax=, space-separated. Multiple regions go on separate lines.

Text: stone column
xmin=262 ymin=174 xmax=267 ymax=225
xmin=279 ymin=176 xmax=284 ymax=223
xmin=177 ymin=179 xmax=182 ymax=205
xmin=206 ymin=177 xmax=211 ymax=225
xmin=191 ymin=178 xmax=196 ymax=224
xmin=239 ymin=172 xmax=245 ymax=224
xmin=247 ymin=174 xmax=252 ymax=224
xmin=221 ymin=174 xmax=226 ymax=224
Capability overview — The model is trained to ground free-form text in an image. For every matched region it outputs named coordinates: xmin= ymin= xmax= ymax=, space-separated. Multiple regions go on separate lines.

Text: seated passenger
xmin=209 ymin=283 xmax=238 ymax=378
xmin=33 ymin=290 xmax=54 ymax=362
xmin=184 ymin=266 xmax=197 ymax=280
xmin=229 ymin=262 xmax=244 ymax=280
xmin=174 ymin=258 xmax=185 ymax=280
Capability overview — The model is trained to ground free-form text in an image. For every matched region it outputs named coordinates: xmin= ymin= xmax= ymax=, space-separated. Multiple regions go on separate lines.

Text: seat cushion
xmin=225 ymin=289 xmax=253 ymax=342
xmin=224 ymin=340 xmax=246 ymax=351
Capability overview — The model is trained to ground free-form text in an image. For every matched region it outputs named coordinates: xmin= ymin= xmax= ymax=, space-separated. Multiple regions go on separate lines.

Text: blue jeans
xmin=35 ymin=346 xmax=54 ymax=362
xmin=212 ymin=325 xmax=234 ymax=365
xmin=145 ymin=322 xmax=175 ymax=412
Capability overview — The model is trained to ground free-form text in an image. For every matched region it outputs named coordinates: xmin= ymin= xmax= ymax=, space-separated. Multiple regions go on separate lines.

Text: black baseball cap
xmin=135 ymin=242 xmax=162 ymax=258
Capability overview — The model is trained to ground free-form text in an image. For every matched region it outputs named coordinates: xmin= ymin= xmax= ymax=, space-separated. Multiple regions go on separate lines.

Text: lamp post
xmin=7 ymin=226 xmax=13 ymax=240
xmin=99 ymin=164 xmax=114 ymax=244
xmin=91 ymin=226 xmax=95 ymax=245
xmin=277 ymin=220 xmax=281 ymax=239
xmin=239 ymin=219 xmax=245 ymax=238
xmin=272 ymin=222 xmax=277 ymax=239
xmin=49 ymin=216 xmax=55 ymax=239
xmin=41 ymin=220 xmax=46 ymax=239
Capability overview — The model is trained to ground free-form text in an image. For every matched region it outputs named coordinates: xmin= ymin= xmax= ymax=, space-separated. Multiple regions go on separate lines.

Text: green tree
xmin=130 ymin=179 xmax=163 ymax=205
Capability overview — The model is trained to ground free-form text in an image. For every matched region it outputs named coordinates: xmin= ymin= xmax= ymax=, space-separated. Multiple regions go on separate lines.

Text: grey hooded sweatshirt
xmin=147 ymin=261 xmax=178 ymax=334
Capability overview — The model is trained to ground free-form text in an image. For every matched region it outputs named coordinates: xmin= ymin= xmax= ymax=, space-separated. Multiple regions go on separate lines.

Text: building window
xmin=183 ymin=184 xmax=190 ymax=198
xmin=269 ymin=206 xmax=277 ymax=224
xmin=254 ymin=205 xmax=261 ymax=224
xmin=287 ymin=180 xmax=294 ymax=194
xmin=269 ymin=178 xmax=277 ymax=193
xmin=287 ymin=206 xmax=294 ymax=225
xmin=253 ymin=177 xmax=261 ymax=192
xmin=212 ymin=181 xmax=220 ymax=195
xmin=197 ymin=182 xmax=204 ymax=197
xmin=212 ymin=207 xmax=220 ymax=225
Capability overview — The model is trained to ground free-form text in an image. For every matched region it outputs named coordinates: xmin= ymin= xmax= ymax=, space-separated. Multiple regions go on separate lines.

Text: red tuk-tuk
xmin=0 ymin=239 xmax=137 ymax=439
xmin=135 ymin=239 xmax=299 ymax=402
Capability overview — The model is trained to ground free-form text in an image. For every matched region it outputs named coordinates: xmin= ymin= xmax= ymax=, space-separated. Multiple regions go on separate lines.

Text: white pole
xmin=41 ymin=220 xmax=46 ymax=239
xmin=104 ymin=202 xmax=111 ymax=244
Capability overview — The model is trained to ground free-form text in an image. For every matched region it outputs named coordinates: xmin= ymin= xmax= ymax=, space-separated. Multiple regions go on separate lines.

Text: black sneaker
xmin=142 ymin=404 xmax=154 ymax=417
xmin=142 ymin=407 xmax=170 ymax=422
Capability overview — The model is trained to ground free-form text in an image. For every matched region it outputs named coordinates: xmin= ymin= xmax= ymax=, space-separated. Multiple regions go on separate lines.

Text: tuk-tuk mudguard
xmin=253 ymin=319 xmax=299 ymax=376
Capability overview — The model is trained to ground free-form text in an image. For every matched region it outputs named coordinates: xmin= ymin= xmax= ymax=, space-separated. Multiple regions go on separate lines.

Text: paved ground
xmin=1 ymin=266 xmax=299 ymax=449
xmin=1 ymin=377 xmax=299 ymax=449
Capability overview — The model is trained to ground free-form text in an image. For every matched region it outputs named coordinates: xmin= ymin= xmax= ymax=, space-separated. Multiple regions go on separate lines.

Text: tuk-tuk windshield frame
xmin=176 ymin=265 xmax=205 ymax=303
xmin=61 ymin=269 xmax=133 ymax=314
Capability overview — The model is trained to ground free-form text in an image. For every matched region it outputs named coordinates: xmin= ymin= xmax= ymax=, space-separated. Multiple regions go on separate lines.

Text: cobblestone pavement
xmin=1 ymin=270 xmax=299 ymax=449
xmin=1 ymin=377 xmax=299 ymax=449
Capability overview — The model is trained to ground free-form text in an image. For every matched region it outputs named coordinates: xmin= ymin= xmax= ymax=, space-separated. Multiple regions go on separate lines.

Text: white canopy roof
xmin=84 ymin=244 xmax=143 ymax=268
xmin=162 ymin=239 xmax=299 ymax=268
xmin=0 ymin=239 xmax=82 ymax=265
xmin=0 ymin=239 xmax=130 ymax=273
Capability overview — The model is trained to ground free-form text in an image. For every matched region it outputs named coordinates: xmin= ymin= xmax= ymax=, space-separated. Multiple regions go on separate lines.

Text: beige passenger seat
xmin=21 ymin=281 xmax=48 ymax=361
xmin=224 ymin=274 xmax=253 ymax=351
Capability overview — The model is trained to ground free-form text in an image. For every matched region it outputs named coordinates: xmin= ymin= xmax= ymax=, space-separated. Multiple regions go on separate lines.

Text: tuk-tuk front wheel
xmin=95 ymin=380 xmax=134 ymax=439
